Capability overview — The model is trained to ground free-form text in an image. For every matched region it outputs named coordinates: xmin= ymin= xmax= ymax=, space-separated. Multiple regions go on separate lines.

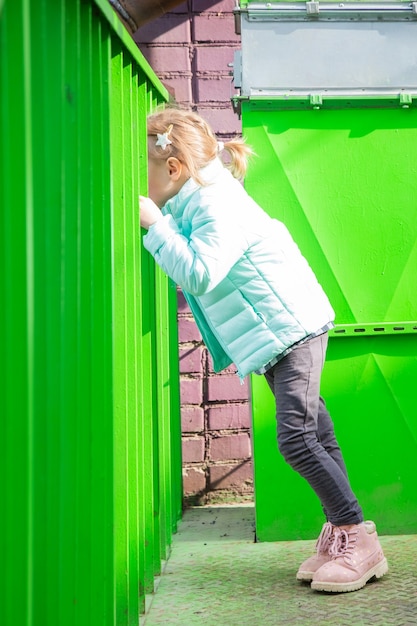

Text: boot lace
xmin=329 ymin=527 xmax=359 ymax=561
xmin=316 ymin=521 xmax=334 ymax=555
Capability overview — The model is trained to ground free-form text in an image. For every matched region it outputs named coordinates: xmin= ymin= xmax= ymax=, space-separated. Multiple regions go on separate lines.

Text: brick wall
xmin=135 ymin=0 xmax=254 ymax=504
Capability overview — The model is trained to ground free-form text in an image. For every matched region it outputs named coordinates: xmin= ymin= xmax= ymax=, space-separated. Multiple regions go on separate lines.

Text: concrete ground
xmin=142 ymin=505 xmax=417 ymax=626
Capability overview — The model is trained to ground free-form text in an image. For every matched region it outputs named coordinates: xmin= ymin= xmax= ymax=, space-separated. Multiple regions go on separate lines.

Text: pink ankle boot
xmin=311 ymin=520 xmax=388 ymax=593
xmin=296 ymin=521 xmax=334 ymax=582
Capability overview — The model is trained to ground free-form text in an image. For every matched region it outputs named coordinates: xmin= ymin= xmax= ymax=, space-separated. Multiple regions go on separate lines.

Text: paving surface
xmin=142 ymin=505 xmax=417 ymax=626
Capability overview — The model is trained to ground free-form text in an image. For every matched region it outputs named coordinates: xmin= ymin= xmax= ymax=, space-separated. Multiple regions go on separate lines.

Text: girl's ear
xmin=166 ymin=157 xmax=183 ymax=181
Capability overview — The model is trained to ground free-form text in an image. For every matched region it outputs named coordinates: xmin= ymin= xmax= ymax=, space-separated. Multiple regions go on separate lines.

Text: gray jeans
xmin=264 ymin=332 xmax=363 ymax=527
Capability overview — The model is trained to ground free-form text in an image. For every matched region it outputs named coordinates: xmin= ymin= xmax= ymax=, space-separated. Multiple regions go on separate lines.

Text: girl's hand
xmin=139 ymin=196 xmax=163 ymax=230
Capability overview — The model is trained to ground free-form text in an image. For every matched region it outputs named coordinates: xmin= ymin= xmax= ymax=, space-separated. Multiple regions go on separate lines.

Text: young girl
xmin=139 ymin=107 xmax=388 ymax=593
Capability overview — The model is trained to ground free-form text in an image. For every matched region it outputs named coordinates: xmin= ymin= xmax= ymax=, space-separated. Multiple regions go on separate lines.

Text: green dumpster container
xmin=233 ymin=0 xmax=417 ymax=541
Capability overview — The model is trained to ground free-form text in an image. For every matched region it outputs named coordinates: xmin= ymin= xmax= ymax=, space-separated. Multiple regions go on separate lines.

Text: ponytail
xmin=220 ymin=138 xmax=254 ymax=180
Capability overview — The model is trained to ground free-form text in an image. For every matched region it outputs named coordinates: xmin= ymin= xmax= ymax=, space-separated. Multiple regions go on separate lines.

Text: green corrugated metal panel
xmin=0 ymin=1 xmax=181 ymax=625
xmin=244 ymin=105 xmax=417 ymax=541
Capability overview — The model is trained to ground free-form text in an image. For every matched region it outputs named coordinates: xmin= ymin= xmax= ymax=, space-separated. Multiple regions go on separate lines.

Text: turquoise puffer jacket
xmin=143 ymin=158 xmax=335 ymax=379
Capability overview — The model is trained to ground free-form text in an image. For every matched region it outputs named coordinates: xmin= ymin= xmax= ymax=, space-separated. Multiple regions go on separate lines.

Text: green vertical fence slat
xmin=1 ymin=0 xmax=180 ymax=624
xmin=30 ymin=2 xmax=59 ymax=624
xmin=123 ymin=50 xmax=139 ymax=624
xmin=60 ymin=1 xmax=81 ymax=619
xmin=144 ymin=87 xmax=159 ymax=580
xmin=131 ymin=64 xmax=147 ymax=616
xmin=168 ymin=283 xmax=182 ymax=531
xmin=35 ymin=2 xmax=68 ymax=622
xmin=1 ymin=1 xmax=31 ymax=624
xmin=134 ymin=68 xmax=150 ymax=607
xmin=110 ymin=37 xmax=133 ymax=622
xmin=76 ymin=2 xmax=92 ymax=621
xmin=139 ymin=141 xmax=160 ymax=599
xmin=89 ymin=15 xmax=114 ymax=624
xmin=155 ymin=266 xmax=171 ymax=561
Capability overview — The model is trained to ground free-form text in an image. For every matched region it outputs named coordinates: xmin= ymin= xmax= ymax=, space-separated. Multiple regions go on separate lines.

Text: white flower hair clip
xmin=155 ymin=124 xmax=173 ymax=150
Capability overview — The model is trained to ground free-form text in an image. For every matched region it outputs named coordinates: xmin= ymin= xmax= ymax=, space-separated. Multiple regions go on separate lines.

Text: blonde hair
xmin=147 ymin=107 xmax=254 ymax=185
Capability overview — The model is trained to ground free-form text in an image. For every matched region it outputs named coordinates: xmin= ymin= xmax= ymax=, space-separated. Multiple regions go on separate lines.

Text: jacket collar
xmin=162 ymin=157 xmax=224 ymax=217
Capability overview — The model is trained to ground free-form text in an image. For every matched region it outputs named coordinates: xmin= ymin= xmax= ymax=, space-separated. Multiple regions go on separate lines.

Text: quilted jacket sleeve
xmin=143 ymin=194 xmax=248 ymax=296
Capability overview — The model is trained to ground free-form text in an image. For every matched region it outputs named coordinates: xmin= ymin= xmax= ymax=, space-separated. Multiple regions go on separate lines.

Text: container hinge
xmin=400 ymin=92 xmax=413 ymax=108
xmin=231 ymin=95 xmax=248 ymax=118
xmin=310 ymin=93 xmax=323 ymax=109
xmin=306 ymin=1 xmax=320 ymax=16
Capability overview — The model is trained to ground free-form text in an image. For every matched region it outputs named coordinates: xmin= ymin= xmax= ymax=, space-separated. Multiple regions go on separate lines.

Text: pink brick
xmin=158 ymin=76 xmax=192 ymax=103
xmin=177 ymin=290 xmax=190 ymax=314
xmin=140 ymin=45 xmax=191 ymax=73
xmin=207 ymin=352 xmax=236 ymax=375
xmin=207 ymin=404 xmax=251 ymax=430
xmin=182 ymin=436 xmax=205 ymax=463
xmin=197 ymin=77 xmax=238 ymax=102
xmin=135 ymin=15 xmax=191 ymax=44
xmin=178 ymin=317 xmax=202 ymax=343
xmin=181 ymin=406 xmax=204 ymax=433
xmin=192 ymin=0 xmax=236 ymax=12
xmin=197 ymin=107 xmax=242 ymax=135
xmin=208 ymin=461 xmax=253 ymax=490
xmin=210 ymin=434 xmax=251 ymax=462
xmin=194 ymin=46 xmax=235 ymax=72
xmin=193 ymin=15 xmax=240 ymax=43
xmin=183 ymin=466 xmax=206 ymax=494
xmin=180 ymin=376 xmax=202 ymax=404
xmin=179 ymin=346 xmax=204 ymax=374
xmin=207 ymin=375 xmax=249 ymax=402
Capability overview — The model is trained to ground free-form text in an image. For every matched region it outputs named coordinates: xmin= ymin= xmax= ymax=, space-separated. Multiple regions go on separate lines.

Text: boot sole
xmin=311 ymin=557 xmax=389 ymax=593
xmin=296 ymin=571 xmax=315 ymax=582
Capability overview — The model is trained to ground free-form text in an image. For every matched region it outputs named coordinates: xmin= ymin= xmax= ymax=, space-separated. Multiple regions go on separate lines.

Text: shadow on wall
xmin=110 ymin=0 xmax=230 ymax=35
xmin=109 ymin=0 xmax=185 ymax=33
xmin=139 ymin=0 xmax=229 ymax=32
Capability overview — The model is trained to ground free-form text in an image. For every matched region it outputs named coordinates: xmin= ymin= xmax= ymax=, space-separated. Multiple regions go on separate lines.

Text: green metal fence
xmin=0 ymin=1 xmax=182 ymax=624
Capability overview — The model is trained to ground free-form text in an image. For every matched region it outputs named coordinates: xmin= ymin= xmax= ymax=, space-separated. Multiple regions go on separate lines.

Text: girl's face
xmin=148 ymin=157 xmax=173 ymax=208
xmin=147 ymin=146 xmax=190 ymax=208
